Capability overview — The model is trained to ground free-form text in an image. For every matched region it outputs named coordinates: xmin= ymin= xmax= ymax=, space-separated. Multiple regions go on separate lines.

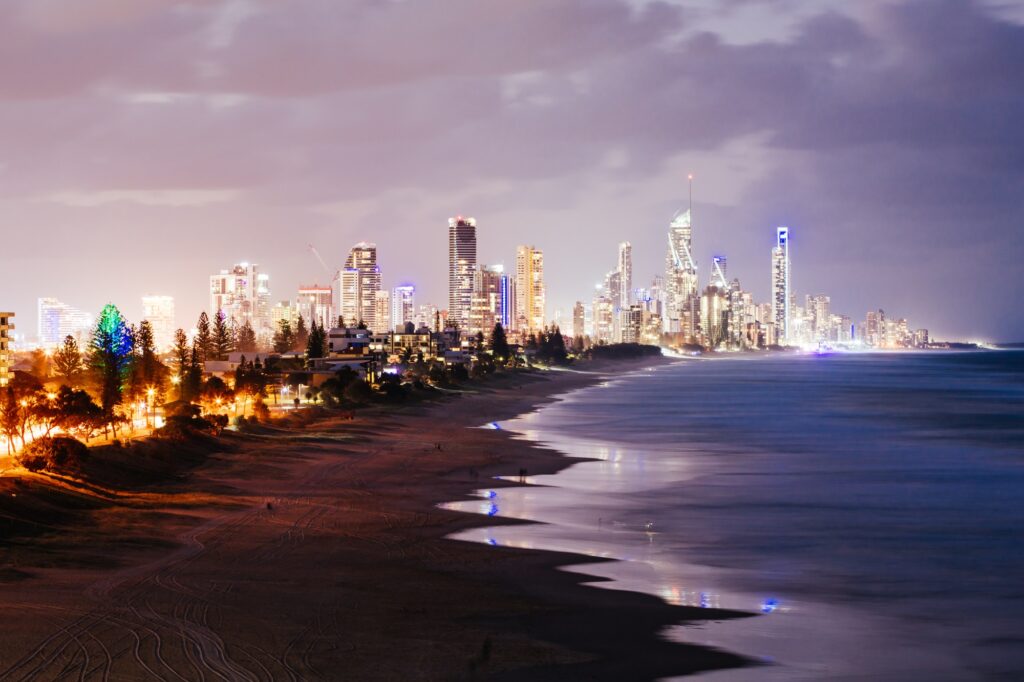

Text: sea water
xmin=443 ymin=352 xmax=1024 ymax=680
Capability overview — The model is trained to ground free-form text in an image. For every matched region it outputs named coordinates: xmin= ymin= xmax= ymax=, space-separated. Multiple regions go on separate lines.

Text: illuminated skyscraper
xmin=469 ymin=265 xmax=509 ymax=336
xmin=448 ymin=217 xmax=477 ymax=329
xmin=572 ymin=301 xmax=585 ymax=339
xmin=141 ymin=295 xmax=175 ymax=352
xmin=336 ymin=242 xmax=381 ymax=329
xmin=515 ymin=245 xmax=545 ymax=333
xmin=391 ymin=285 xmax=416 ymax=332
xmin=210 ymin=263 xmax=271 ymax=332
xmin=373 ymin=290 xmax=391 ymax=334
xmin=665 ymin=209 xmax=699 ymax=335
xmin=771 ymin=227 xmax=790 ymax=344
xmin=711 ymin=255 xmax=728 ymax=288
xmin=37 ymin=297 xmax=93 ymax=347
xmin=617 ymin=241 xmax=633 ymax=308
xmin=296 ymin=284 xmax=333 ymax=330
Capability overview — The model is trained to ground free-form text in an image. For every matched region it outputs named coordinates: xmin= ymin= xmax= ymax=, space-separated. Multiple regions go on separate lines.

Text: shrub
xmin=17 ymin=437 xmax=88 ymax=473
xmin=343 ymin=379 xmax=374 ymax=404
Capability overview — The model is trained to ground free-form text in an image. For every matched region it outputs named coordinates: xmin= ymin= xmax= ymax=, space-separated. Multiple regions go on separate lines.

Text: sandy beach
xmin=0 ymin=359 xmax=752 ymax=681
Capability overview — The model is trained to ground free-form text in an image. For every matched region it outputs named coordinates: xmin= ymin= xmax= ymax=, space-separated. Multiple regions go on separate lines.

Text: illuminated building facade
xmin=0 ymin=312 xmax=13 ymax=387
xmin=515 ymin=245 xmax=545 ymax=333
xmin=469 ymin=265 xmax=509 ymax=336
xmin=37 ymin=297 xmax=93 ymax=347
xmin=373 ymin=291 xmax=391 ymax=334
xmin=391 ymin=285 xmax=416 ymax=332
xmin=448 ymin=217 xmax=477 ymax=329
xmin=210 ymin=263 xmax=271 ymax=332
xmin=665 ymin=209 xmax=699 ymax=336
xmin=771 ymin=227 xmax=790 ymax=344
xmin=141 ymin=295 xmax=175 ymax=352
xmin=296 ymin=284 xmax=333 ymax=330
xmin=617 ymin=241 xmax=633 ymax=308
xmin=340 ymin=242 xmax=381 ymax=330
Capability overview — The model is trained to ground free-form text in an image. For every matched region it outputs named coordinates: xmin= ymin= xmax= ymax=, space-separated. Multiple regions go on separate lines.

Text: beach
xmin=0 ymin=358 xmax=751 ymax=681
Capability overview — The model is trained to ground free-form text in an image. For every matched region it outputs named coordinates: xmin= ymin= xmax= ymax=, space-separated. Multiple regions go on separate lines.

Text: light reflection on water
xmin=442 ymin=352 xmax=1024 ymax=680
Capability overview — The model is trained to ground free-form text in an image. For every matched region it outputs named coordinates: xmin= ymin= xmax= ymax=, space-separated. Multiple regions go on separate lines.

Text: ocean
xmin=442 ymin=351 xmax=1024 ymax=680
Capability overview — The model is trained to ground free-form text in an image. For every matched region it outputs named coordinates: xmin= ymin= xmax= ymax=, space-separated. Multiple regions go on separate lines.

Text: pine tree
xmin=294 ymin=315 xmax=309 ymax=351
xmin=489 ymin=323 xmax=510 ymax=361
xmin=195 ymin=312 xmax=212 ymax=362
xmin=237 ymin=320 xmax=258 ymax=353
xmin=212 ymin=310 xmax=233 ymax=360
xmin=172 ymin=328 xmax=189 ymax=400
xmin=53 ymin=335 xmax=82 ymax=385
xmin=305 ymin=320 xmax=327 ymax=367
xmin=273 ymin=318 xmax=294 ymax=354
xmin=89 ymin=304 xmax=134 ymax=413
xmin=186 ymin=339 xmax=203 ymax=401
xmin=137 ymin=320 xmax=164 ymax=388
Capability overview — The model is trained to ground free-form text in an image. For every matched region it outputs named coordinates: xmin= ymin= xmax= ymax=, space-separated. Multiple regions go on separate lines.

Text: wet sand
xmin=0 ymin=361 xmax=752 ymax=680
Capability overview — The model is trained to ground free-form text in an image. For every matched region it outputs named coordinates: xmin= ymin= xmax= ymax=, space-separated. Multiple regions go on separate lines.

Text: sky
xmin=1 ymin=0 xmax=1022 ymax=342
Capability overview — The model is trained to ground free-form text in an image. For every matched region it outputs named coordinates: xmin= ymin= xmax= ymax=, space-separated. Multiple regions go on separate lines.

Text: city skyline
xmin=2 ymin=1 xmax=1022 ymax=341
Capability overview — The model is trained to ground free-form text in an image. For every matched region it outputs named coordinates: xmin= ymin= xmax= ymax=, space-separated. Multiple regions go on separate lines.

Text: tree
xmin=274 ymin=318 xmax=295 ymax=354
xmin=212 ymin=310 xmax=233 ymax=360
xmin=185 ymin=340 xmax=203 ymax=402
xmin=172 ymin=328 xmax=190 ymax=399
xmin=489 ymin=323 xmax=510 ymax=363
xmin=89 ymin=304 xmax=134 ymax=415
xmin=53 ymin=335 xmax=83 ymax=385
xmin=132 ymin=320 xmax=166 ymax=400
xmin=195 ymin=312 xmax=212 ymax=363
xmin=294 ymin=315 xmax=309 ymax=351
xmin=29 ymin=349 xmax=50 ymax=381
xmin=305 ymin=319 xmax=327 ymax=367
xmin=237 ymin=320 xmax=258 ymax=353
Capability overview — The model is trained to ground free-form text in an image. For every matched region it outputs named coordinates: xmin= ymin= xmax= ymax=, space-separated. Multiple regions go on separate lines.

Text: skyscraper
xmin=448 ymin=217 xmax=477 ymax=329
xmin=141 ymin=295 xmax=175 ymax=352
xmin=469 ymin=265 xmax=509 ymax=336
xmin=617 ymin=241 xmax=633 ymax=308
xmin=37 ymin=297 xmax=93 ymax=347
xmin=771 ymin=227 xmax=790 ymax=344
xmin=373 ymin=291 xmax=391 ymax=334
xmin=665 ymin=209 xmax=699 ymax=335
xmin=296 ymin=284 xmax=333 ymax=329
xmin=572 ymin=301 xmax=585 ymax=339
xmin=711 ymin=255 xmax=728 ymax=289
xmin=515 ymin=245 xmax=545 ymax=333
xmin=210 ymin=263 xmax=271 ymax=332
xmin=336 ymin=242 xmax=381 ymax=329
xmin=391 ymin=285 xmax=416 ymax=332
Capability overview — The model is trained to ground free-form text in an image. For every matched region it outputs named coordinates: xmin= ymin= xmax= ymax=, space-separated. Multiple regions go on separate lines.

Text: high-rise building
xmin=515 ymin=245 xmax=545 ymax=333
xmin=572 ymin=301 xmax=585 ymax=339
xmin=210 ymin=263 xmax=271 ymax=332
xmin=711 ymin=256 xmax=728 ymax=289
xmin=0 ymin=312 xmax=14 ymax=387
xmin=665 ymin=210 xmax=699 ymax=335
xmin=808 ymin=294 xmax=831 ymax=341
xmin=391 ymin=285 xmax=416 ymax=332
xmin=771 ymin=227 xmax=790 ymax=344
xmin=337 ymin=242 xmax=382 ymax=330
xmin=469 ymin=265 xmax=510 ymax=336
xmin=141 ymin=295 xmax=175 ymax=352
xmin=617 ymin=241 xmax=633 ymax=308
xmin=372 ymin=291 xmax=391 ymax=334
xmin=448 ymin=217 xmax=477 ymax=329
xmin=37 ymin=297 xmax=93 ymax=347
xmin=271 ymin=300 xmax=296 ymax=330
xmin=296 ymin=284 xmax=333 ymax=330
xmin=700 ymin=285 xmax=729 ymax=347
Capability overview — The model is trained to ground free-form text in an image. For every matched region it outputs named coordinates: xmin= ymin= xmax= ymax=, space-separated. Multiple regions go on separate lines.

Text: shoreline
xmin=0 ymin=357 xmax=753 ymax=680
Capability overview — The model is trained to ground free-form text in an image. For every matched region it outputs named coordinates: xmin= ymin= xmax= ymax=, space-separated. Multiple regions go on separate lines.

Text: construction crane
xmin=308 ymin=244 xmax=331 ymax=277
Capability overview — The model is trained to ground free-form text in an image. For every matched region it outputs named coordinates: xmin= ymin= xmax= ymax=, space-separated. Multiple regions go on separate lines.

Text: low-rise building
xmin=0 ymin=312 xmax=14 ymax=387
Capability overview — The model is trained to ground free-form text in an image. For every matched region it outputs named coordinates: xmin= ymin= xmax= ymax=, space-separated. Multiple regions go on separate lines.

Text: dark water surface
xmin=444 ymin=352 xmax=1024 ymax=680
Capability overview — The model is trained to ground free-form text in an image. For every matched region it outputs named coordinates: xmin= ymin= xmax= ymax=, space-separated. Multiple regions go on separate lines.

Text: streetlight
xmin=146 ymin=387 xmax=156 ymax=427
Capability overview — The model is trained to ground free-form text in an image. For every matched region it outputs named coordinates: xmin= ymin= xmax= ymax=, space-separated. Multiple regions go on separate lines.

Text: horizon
xmin=2 ymin=0 xmax=1023 ymax=342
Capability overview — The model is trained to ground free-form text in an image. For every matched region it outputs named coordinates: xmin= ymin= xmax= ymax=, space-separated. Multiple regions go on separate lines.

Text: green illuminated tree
xmin=88 ymin=304 xmax=134 ymax=415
